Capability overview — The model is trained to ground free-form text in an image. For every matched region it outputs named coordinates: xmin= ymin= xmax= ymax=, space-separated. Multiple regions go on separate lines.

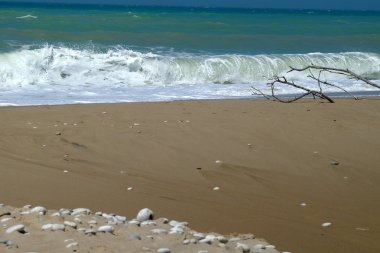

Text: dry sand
xmin=0 ymin=99 xmax=380 ymax=253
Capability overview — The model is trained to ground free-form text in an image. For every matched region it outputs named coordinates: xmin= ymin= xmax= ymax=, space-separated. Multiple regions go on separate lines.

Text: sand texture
xmin=0 ymin=99 xmax=380 ymax=253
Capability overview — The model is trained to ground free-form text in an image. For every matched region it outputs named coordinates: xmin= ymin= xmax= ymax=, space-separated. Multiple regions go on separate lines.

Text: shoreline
xmin=1 ymin=98 xmax=380 ymax=253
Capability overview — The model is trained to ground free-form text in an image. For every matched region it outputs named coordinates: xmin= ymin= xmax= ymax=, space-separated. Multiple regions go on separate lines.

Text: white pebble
xmin=30 ymin=206 xmax=47 ymax=215
xmin=63 ymin=170 xmax=69 ymax=173
xmin=71 ymin=208 xmax=91 ymax=216
xmin=136 ymin=208 xmax=154 ymax=222
xmin=157 ymin=248 xmax=170 ymax=253
xmin=300 ymin=203 xmax=307 ymax=207
xmin=42 ymin=224 xmax=65 ymax=231
xmin=215 ymin=160 xmax=221 ymax=164
xmin=213 ymin=186 xmax=220 ymax=191
xmin=64 ymin=221 xmax=77 ymax=228
xmin=236 ymin=242 xmax=250 ymax=253
xmin=66 ymin=242 xmax=79 ymax=248
xmin=127 ymin=187 xmax=133 ymax=191
xmin=6 ymin=224 xmax=25 ymax=234
xmin=322 ymin=222 xmax=332 ymax=227
xmin=97 ymin=225 xmax=114 ymax=233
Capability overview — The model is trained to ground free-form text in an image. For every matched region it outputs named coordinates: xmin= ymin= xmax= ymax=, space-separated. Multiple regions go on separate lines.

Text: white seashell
xmin=23 ymin=204 xmax=32 ymax=209
xmin=97 ymin=225 xmax=114 ymax=233
xmin=205 ymin=234 xmax=216 ymax=241
xmin=215 ymin=160 xmax=221 ymax=164
xmin=71 ymin=208 xmax=91 ymax=216
xmin=64 ymin=221 xmax=77 ymax=228
xmin=136 ymin=208 xmax=154 ymax=222
xmin=51 ymin=212 xmax=61 ymax=217
xmin=0 ymin=217 xmax=13 ymax=223
xmin=95 ymin=211 xmax=103 ymax=216
xmin=157 ymin=248 xmax=171 ymax=253
xmin=102 ymin=213 xmax=114 ymax=219
xmin=141 ymin=220 xmax=156 ymax=226
xmin=66 ymin=242 xmax=78 ymax=248
xmin=229 ymin=237 xmax=241 ymax=242
xmin=193 ymin=232 xmax=205 ymax=240
xmin=59 ymin=209 xmax=71 ymax=216
xmin=129 ymin=220 xmax=140 ymax=225
xmin=300 ymin=203 xmax=307 ymax=207
xmin=169 ymin=227 xmax=184 ymax=234
xmin=217 ymin=236 xmax=228 ymax=243
xmin=73 ymin=217 xmax=82 ymax=223
xmin=30 ymin=206 xmax=47 ymax=215
xmin=236 ymin=243 xmax=250 ymax=253
xmin=127 ymin=187 xmax=133 ymax=191
xmin=199 ymin=238 xmax=213 ymax=244
xmin=151 ymin=228 xmax=168 ymax=234
xmin=253 ymin=244 xmax=265 ymax=253
xmin=84 ymin=229 xmax=96 ymax=235
xmin=265 ymin=245 xmax=276 ymax=249
xmin=6 ymin=224 xmax=25 ymax=234
xmin=63 ymin=170 xmax=69 ymax=173
xmin=115 ymin=215 xmax=127 ymax=223
xmin=42 ymin=224 xmax=65 ymax=231
xmin=87 ymin=220 xmax=97 ymax=225
xmin=322 ymin=222 xmax=332 ymax=227
xmin=213 ymin=187 xmax=220 ymax=191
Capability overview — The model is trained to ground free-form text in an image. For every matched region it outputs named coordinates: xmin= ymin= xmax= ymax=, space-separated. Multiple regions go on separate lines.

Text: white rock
xmin=102 ymin=213 xmax=114 ymax=219
xmin=30 ymin=206 xmax=47 ymax=215
xmin=230 ymin=237 xmax=241 ymax=242
xmin=199 ymin=238 xmax=213 ymax=244
xmin=136 ymin=208 xmax=154 ymax=222
xmin=66 ymin=242 xmax=79 ymax=248
xmin=217 ymin=235 xmax=228 ymax=243
xmin=253 ymin=244 xmax=265 ymax=253
xmin=129 ymin=220 xmax=140 ymax=225
xmin=71 ymin=208 xmax=91 ymax=216
xmin=236 ymin=243 xmax=250 ymax=253
xmin=59 ymin=209 xmax=71 ymax=216
xmin=0 ymin=217 xmax=13 ymax=223
xmin=265 ymin=245 xmax=276 ymax=249
xmin=64 ymin=221 xmax=77 ymax=228
xmin=97 ymin=225 xmax=114 ymax=233
xmin=169 ymin=226 xmax=184 ymax=234
xmin=84 ymin=229 xmax=96 ymax=235
xmin=193 ymin=232 xmax=205 ymax=240
xmin=115 ymin=215 xmax=127 ymax=223
xmin=95 ymin=211 xmax=103 ymax=216
xmin=157 ymin=248 xmax=170 ymax=253
xmin=23 ymin=204 xmax=32 ymax=209
xmin=51 ymin=212 xmax=61 ymax=217
xmin=42 ymin=224 xmax=65 ymax=231
xmin=6 ymin=224 xmax=26 ymax=234
xmin=151 ymin=228 xmax=168 ymax=234
xmin=141 ymin=220 xmax=156 ymax=226
xmin=322 ymin=222 xmax=332 ymax=227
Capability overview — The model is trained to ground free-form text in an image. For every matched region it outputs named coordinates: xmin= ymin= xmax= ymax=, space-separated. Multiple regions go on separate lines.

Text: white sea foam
xmin=0 ymin=46 xmax=379 ymax=105
xmin=16 ymin=14 xmax=38 ymax=19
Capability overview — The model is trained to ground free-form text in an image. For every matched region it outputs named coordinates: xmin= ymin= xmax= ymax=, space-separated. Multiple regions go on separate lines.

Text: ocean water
xmin=0 ymin=2 xmax=380 ymax=105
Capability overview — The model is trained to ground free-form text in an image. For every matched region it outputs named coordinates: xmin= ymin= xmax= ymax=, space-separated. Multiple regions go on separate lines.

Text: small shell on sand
xmin=30 ymin=206 xmax=47 ymax=215
xmin=64 ymin=221 xmax=77 ymax=228
xmin=127 ymin=187 xmax=133 ymax=191
xmin=136 ymin=208 xmax=154 ymax=222
xmin=71 ymin=208 xmax=91 ymax=216
xmin=215 ymin=160 xmax=221 ymax=164
xmin=213 ymin=187 xmax=220 ymax=191
xmin=66 ymin=242 xmax=79 ymax=248
xmin=97 ymin=225 xmax=114 ymax=233
xmin=6 ymin=224 xmax=26 ymax=234
xmin=300 ymin=203 xmax=307 ymax=207
xmin=321 ymin=222 xmax=332 ymax=227
xmin=42 ymin=224 xmax=65 ymax=231
xmin=157 ymin=248 xmax=171 ymax=253
xmin=236 ymin=242 xmax=250 ymax=253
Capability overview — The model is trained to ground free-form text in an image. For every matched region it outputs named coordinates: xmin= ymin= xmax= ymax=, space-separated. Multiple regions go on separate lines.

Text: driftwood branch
xmin=252 ymin=65 xmax=380 ymax=103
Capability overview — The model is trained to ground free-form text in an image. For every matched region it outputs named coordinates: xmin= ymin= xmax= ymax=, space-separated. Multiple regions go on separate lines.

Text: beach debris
xmin=215 ymin=160 xmax=221 ymax=164
xmin=6 ymin=224 xmax=26 ymax=234
xmin=63 ymin=170 xmax=69 ymax=173
xmin=64 ymin=221 xmax=77 ymax=229
xmin=71 ymin=208 xmax=91 ymax=216
xmin=55 ymin=132 xmax=61 ymax=135
xmin=300 ymin=203 xmax=307 ymax=207
xmin=42 ymin=224 xmax=65 ymax=231
xmin=157 ymin=248 xmax=171 ymax=253
xmin=66 ymin=242 xmax=79 ymax=248
xmin=97 ymin=225 xmax=115 ymax=233
xmin=330 ymin=161 xmax=340 ymax=166
xmin=236 ymin=242 xmax=250 ymax=253
xmin=213 ymin=186 xmax=220 ymax=191
xmin=136 ymin=208 xmax=154 ymax=222
xmin=355 ymin=227 xmax=369 ymax=231
xmin=30 ymin=206 xmax=47 ymax=215
xmin=321 ymin=222 xmax=332 ymax=227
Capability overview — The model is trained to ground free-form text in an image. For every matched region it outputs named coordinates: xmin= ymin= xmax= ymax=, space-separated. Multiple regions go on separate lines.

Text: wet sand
xmin=0 ymin=99 xmax=380 ymax=253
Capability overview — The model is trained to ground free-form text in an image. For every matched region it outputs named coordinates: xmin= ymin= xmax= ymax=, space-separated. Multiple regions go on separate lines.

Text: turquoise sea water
xmin=0 ymin=2 xmax=380 ymax=105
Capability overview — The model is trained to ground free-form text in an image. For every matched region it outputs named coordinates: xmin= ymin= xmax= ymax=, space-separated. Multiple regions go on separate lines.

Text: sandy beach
xmin=1 ymin=98 xmax=380 ymax=253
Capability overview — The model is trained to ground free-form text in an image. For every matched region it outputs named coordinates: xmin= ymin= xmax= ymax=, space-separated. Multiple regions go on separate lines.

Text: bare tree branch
xmin=252 ymin=65 xmax=380 ymax=103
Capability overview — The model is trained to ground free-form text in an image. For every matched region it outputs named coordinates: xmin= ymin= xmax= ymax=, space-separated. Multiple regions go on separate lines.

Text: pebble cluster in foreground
xmin=0 ymin=203 xmax=284 ymax=253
